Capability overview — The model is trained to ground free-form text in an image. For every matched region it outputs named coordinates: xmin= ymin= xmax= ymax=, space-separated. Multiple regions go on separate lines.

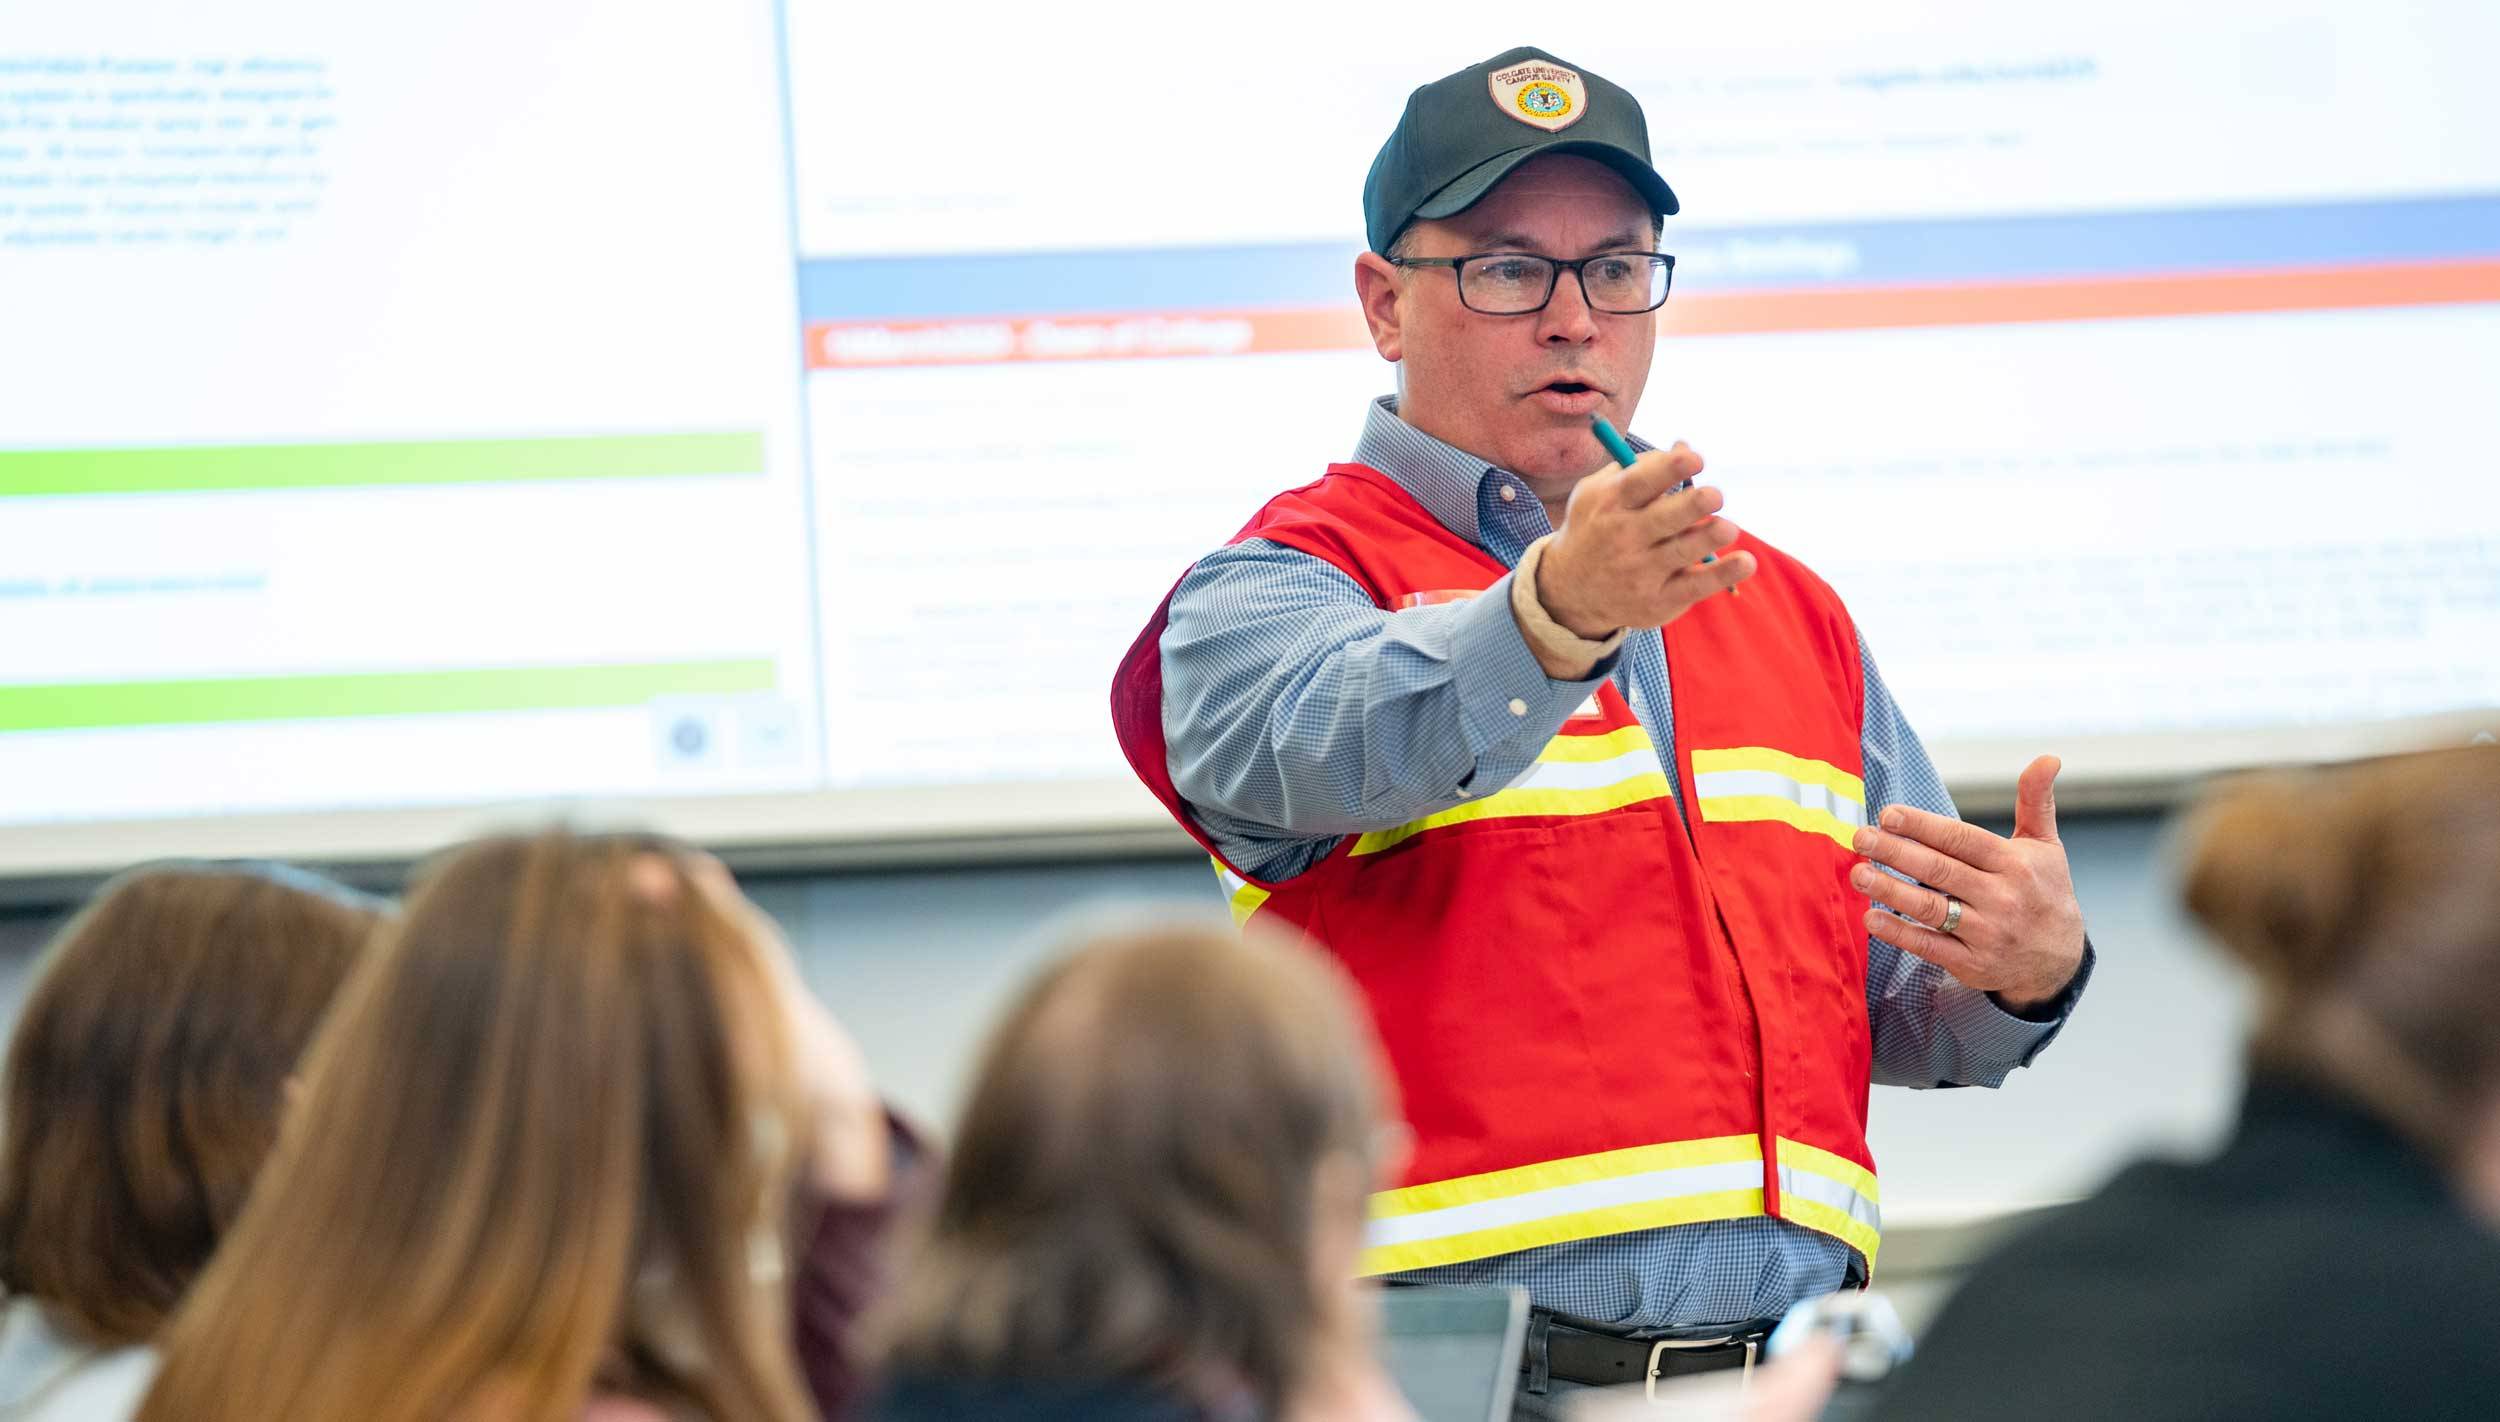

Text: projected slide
xmin=785 ymin=0 xmax=2500 ymax=778
xmin=3 ymin=0 xmax=2496 ymax=862
xmin=0 ymin=0 xmax=823 ymax=824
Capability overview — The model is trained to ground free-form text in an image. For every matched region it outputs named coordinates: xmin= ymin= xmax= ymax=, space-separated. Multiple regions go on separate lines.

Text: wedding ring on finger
xmin=1938 ymin=895 xmax=1965 ymax=937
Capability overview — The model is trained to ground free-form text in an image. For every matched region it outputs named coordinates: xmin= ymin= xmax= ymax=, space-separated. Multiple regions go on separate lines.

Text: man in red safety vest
xmin=1110 ymin=45 xmax=2092 ymax=1413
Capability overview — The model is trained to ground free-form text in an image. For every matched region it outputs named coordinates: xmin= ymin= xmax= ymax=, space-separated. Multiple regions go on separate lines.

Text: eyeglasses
xmin=1389 ymin=251 xmax=1675 ymax=315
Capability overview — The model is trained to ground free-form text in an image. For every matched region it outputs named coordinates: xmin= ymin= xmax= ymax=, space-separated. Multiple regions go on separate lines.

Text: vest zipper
xmin=1639 ymin=651 xmax=1776 ymax=1209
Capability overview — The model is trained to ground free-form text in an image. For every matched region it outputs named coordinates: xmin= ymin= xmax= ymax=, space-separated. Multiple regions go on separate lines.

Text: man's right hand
xmin=1537 ymin=442 xmax=1754 ymax=637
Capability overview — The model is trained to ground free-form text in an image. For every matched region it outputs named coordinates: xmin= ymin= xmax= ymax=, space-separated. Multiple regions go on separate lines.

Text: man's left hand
xmin=1848 ymin=755 xmax=2087 ymax=1014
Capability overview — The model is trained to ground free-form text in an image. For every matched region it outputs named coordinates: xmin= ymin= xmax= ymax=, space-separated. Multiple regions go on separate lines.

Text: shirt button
xmin=1499 ymin=485 xmax=1519 ymax=503
xmin=1508 ymin=698 xmax=1528 ymax=717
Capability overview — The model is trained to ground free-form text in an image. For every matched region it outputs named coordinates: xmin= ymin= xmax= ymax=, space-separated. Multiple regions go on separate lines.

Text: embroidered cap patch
xmin=1488 ymin=59 xmax=1587 ymax=133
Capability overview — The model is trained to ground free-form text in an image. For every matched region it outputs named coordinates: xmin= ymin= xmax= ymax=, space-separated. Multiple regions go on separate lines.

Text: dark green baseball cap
xmin=1363 ymin=46 xmax=1679 ymax=255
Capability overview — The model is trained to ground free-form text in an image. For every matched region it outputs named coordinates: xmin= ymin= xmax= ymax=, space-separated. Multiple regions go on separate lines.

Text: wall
xmin=0 ymin=808 xmax=2252 ymax=1222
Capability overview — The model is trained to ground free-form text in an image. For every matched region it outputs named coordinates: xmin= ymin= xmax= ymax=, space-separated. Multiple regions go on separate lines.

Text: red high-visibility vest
xmin=1112 ymin=464 xmax=1883 ymax=1276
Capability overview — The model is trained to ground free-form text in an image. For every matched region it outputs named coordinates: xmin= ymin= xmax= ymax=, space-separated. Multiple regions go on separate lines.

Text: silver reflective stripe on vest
xmin=1357 ymin=1134 xmax=1770 ymax=1276
xmin=1691 ymin=768 xmax=1867 ymax=831
xmin=1365 ymin=1158 xmax=1764 ymax=1252
xmin=1211 ymin=860 xmax=1270 ymax=927
xmin=1690 ymin=747 xmax=1869 ymax=849
xmin=1777 ymin=1162 xmax=1881 ymax=1235
xmin=1493 ymin=745 xmax=1665 ymax=793
xmin=1349 ymin=725 xmax=1673 ymax=858
xmin=1773 ymin=1137 xmax=1884 ymax=1266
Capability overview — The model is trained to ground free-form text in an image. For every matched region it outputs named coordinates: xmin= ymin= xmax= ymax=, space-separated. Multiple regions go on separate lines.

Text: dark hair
xmin=2180 ymin=745 xmax=2500 ymax=1158
xmin=875 ymin=923 xmax=1392 ymax=1418
xmin=0 ymin=862 xmax=384 ymax=1344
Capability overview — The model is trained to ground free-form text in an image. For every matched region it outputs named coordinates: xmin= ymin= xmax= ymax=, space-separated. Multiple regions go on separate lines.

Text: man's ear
xmin=1353 ymin=250 xmax=1406 ymax=363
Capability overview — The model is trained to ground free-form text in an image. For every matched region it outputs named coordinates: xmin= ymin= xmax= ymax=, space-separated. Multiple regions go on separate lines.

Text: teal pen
xmin=1587 ymin=412 xmax=1643 ymax=472
xmin=1590 ymin=414 xmax=1734 ymax=591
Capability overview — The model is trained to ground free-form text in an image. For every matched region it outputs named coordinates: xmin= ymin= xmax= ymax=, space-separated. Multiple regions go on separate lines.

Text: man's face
xmin=1363 ymin=154 xmax=1658 ymax=494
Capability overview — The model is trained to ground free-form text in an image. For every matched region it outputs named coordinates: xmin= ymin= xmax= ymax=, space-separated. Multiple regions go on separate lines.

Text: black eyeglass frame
xmin=1387 ymin=250 xmax=1677 ymax=315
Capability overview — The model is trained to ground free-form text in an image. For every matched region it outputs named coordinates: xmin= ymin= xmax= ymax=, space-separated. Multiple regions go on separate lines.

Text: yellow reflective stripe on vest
xmin=1357 ymin=1134 xmax=1766 ymax=1276
xmin=1349 ymin=725 xmax=1672 ymax=858
xmin=1774 ymin=1136 xmax=1883 ymax=1267
xmin=1210 ymin=859 xmax=1270 ymax=927
xmin=1691 ymin=746 xmax=1868 ymax=849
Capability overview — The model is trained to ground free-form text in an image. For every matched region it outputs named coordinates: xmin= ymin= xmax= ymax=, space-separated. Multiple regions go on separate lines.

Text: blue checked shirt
xmin=1159 ymin=396 xmax=2090 ymax=1332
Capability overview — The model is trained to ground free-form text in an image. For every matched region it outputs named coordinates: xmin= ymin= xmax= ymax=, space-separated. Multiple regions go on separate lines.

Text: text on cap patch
xmin=1488 ymin=59 xmax=1587 ymax=133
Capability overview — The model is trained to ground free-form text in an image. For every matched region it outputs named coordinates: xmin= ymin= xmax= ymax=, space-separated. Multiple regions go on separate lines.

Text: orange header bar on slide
xmin=805 ymin=259 xmax=2500 ymax=370
xmin=1664 ymin=257 xmax=2500 ymax=337
xmin=807 ymin=308 xmax=1370 ymax=369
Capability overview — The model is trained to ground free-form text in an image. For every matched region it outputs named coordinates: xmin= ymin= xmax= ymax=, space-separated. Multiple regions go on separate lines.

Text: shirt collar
xmin=1349 ymin=394 xmax=1651 ymax=567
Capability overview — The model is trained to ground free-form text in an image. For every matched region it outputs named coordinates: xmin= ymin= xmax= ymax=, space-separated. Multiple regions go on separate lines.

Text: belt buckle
xmin=1643 ymin=1336 xmax=1760 ymax=1403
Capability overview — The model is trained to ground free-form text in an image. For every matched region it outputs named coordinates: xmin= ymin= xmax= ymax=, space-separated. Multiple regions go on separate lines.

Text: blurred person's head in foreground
xmin=137 ymin=830 xmax=841 ymax=1422
xmin=0 ymin=862 xmax=383 ymax=1347
xmin=872 ymin=920 xmax=1408 ymax=1422
xmin=1869 ymin=743 xmax=2500 ymax=1422
xmin=2183 ymin=742 xmax=2500 ymax=1203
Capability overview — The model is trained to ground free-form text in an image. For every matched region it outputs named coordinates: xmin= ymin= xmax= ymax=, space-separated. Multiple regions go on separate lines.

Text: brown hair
xmin=0 ymin=862 xmax=382 ymax=1346
xmin=876 ymin=921 xmax=1393 ymax=1418
xmin=2180 ymin=744 xmax=2500 ymax=1159
xmin=136 ymin=830 xmax=817 ymax=1422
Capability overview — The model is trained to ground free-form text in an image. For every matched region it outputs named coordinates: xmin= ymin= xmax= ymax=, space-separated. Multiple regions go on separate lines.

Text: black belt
xmin=1522 ymin=1309 xmax=1772 ymax=1394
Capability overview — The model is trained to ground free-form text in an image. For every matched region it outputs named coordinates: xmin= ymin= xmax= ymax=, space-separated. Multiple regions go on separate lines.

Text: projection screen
xmin=3 ymin=0 xmax=2494 ymax=878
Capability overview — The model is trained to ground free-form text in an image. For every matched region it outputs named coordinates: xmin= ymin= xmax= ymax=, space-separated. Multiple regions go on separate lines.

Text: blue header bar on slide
xmin=795 ymin=192 xmax=2500 ymax=322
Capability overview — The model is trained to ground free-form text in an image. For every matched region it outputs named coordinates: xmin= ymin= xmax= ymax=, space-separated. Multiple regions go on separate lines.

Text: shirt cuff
xmin=1510 ymin=535 xmax=1629 ymax=674
xmin=1450 ymin=568 xmax=1616 ymax=755
xmin=1946 ymin=938 xmax=2096 ymax=1077
xmin=1992 ymin=936 xmax=2096 ymax=1024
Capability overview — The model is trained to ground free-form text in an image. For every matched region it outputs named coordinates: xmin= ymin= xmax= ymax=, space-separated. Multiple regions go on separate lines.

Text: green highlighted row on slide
xmin=0 ymin=660 xmax=777 ymax=734
xmin=0 ymin=432 xmax=765 ymax=497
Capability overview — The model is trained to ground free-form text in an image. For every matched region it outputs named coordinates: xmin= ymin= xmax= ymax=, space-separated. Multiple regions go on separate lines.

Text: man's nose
xmin=1537 ymin=270 xmax=1600 ymax=344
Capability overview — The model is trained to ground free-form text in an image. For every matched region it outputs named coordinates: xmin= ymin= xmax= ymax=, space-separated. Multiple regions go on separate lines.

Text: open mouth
xmin=1529 ymin=378 xmax=1606 ymax=411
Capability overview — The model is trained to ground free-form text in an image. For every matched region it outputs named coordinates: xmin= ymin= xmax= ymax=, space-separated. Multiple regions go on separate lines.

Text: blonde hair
xmin=2180 ymin=744 xmax=2500 ymax=1158
xmin=876 ymin=922 xmax=1392 ymax=1417
xmin=0 ymin=862 xmax=381 ymax=1345
xmin=137 ymin=831 xmax=817 ymax=1422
